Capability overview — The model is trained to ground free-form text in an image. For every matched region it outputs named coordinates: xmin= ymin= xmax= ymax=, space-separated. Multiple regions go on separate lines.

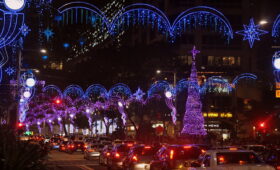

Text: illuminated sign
xmin=203 ymin=112 xmax=233 ymax=118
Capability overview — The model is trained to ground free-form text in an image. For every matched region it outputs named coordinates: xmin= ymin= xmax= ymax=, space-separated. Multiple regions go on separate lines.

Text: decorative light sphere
xmin=86 ymin=109 xmax=90 ymax=113
xmin=274 ymin=58 xmax=280 ymax=70
xmin=118 ymin=101 xmax=123 ymax=107
xmin=70 ymin=114 xmax=74 ymax=118
xmin=26 ymin=78 xmax=36 ymax=87
xmin=165 ymin=91 xmax=172 ymax=98
xmin=4 ymin=0 xmax=26 ymax=11
xmin=37 ymin=122 xmax=41 ymax=125
xmin=23 ymin=91 xmax=31 ymax=98
xmin=20 ymin=98 xmax=25 ymax=103
xmin=48 ymin=119 xmax=52 ymax=123
xmin=58 ymin=117 xmax=62 ymax=121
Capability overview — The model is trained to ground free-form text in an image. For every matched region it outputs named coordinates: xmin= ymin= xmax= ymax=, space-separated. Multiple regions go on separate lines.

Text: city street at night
xmin=1 ymin=0 xmax=280 ymax=170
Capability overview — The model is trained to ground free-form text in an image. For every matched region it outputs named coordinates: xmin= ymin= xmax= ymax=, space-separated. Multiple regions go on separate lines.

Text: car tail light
xmin=84 ymin=145 xmax=87 ymax=148
xmin=183 ymin=146 xmax=192 ymax=149
xmin=201 ymin=149 xmax=206 ymax=153
xmin=78 ymin=144 xmax=81 ymax=147
xmin=127 ymin=143 xmax=133 ymax=147
xmin=89 ymin=149 xmax=95 ymax=152
xmin=170 ymin=150 xmax=174 ymax=160
xmin=115 ymin=152 xmax=120 ymax=159
xmin=144 ymin=146 xmax=151 ymax=149
xmin=106 ymin=152 xmax=111 ymax=157
xmin=61 ymin=144 xmax=64 ymax=146
xmin=229 ymin=147 xmax=237 ymax=151
xmin=277 ymin=166 xmax=280 ymax=170
xmin=132 ymin=155 xmax=138 ymax=162
xmin=71 ymin=145 xmax=74 ymax=148
xmin=218 ymin=156 xmax=225 ymax=163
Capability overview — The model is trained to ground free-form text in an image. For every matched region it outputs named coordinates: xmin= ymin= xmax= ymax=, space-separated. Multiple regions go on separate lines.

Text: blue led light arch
xmin=272 ymin=15 xmax=280 ymax=38
xmin=201 ymin=76 xmax=232 ymax=94
xmin=232 ymin=73 xmax=257 ymax=86
xmin=171 ymin=6 xmax=234 ymax=41
xmin=108 ymin=83 xmax=132 ymax=98
xmin=42 ymin=85 xmax=63 ymax=99
xmin=57 ymin=1 xmax=109 ymax=29
xmin=63 ymin=85 xmax=84 ymax=99
xmin=147 ymin=80 xmax=171 ymax=98
xmin=84 ymin=84 xmax=108 ymax=100
xmin=109 ymin=3 xmax=171 ymax=37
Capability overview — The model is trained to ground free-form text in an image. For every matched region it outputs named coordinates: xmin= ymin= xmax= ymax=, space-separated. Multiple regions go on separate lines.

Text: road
xmin=47 ymin=150 xmax=107 ymax=170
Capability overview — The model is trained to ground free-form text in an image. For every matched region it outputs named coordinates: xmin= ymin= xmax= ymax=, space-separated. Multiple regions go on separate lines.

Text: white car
xmin=187 ymin=148 xmax=275 ymax=170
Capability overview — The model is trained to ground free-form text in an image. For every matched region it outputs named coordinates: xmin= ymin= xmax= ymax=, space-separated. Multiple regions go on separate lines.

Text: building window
xmin=222 ymin=56 xmax=235 ymax=66
xmin=208 ymin=56 xmax=214 ymax=65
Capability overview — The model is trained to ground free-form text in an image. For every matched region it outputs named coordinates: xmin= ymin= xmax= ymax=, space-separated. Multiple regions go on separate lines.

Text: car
xmin=265 ymin=148 xmax=280 ymax=170
xmin=242 ymin=145 xmax=266 ymax=155
xmin=99 ymin=144 xmax=113 ymax=165
xmin=189 ymin=148 xmax=275 ymax=170
xmin=58 ymin=141 xmax=68 ymax=152
xmin=123 ymin=145 xmax=158 ymax=170
xmin=50 ymin=137 xmax=61 ymax=149
xmin=107 ymin=143 xmax=135 ymax=169
xmin=65 ymin=141 xmax=76 ymax=154
xmin=74 ymin=141 xmax=87 ymax=152
xmin=150 ymin=145 xmax=203 ymax=170
xmin=84 ymin=144 xmax=104 ymax=160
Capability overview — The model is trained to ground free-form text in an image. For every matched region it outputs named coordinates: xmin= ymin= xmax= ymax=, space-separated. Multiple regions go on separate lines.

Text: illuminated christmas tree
xmin=181 ymin=46 xmax=207 ymax=136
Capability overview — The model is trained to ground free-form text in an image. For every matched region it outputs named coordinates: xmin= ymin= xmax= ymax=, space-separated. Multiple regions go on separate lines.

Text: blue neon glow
xmin=63 ymin=43 xmax=70 ymax=48
xmin=236 ymin=18 xmax=268 ymax=48
xmin=108 ymin=83 xmax=132 ymax=98
xmin=84 ymin=84 xmax=108 ymax=99
xmin=19 ymin=24 xmax=31 ymax=37
xmin=201 ymin=76 xmax=232 ymax=94
xmin=148 ymin=80 xmax=171 ymax=98
xmin=43 ymin=27 xmax=54 ymax=41
xmin=56 ymin=2 xmax=234 ymax=42
xmin=42 ymin=85 xmax=63 ymax=98
xmin=232 ymin=73 xmax=257 ymax=86
xmin=272 ymin=15 xmax=280 ymax=38
xmin=5 ymin=66 xmax=16 ymax=76
xmin=63 ymin=85 xmax=84 ymax=99
xmin=42 ymin=55 xmax=48 ymax=60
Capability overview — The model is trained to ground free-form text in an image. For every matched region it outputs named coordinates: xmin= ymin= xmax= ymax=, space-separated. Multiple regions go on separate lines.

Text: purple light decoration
xmin=165 ymin=98 xmax=177 ymax=124
xmin=117 ymin=101 xmax=127 ymax=125
xmin=181 ymin=46 xmax=206 ymax=136
xmin=236 ymin=18 xmax=268 ymax=48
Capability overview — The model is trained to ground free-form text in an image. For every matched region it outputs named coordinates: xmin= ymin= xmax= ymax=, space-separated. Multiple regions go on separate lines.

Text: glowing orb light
xmin=274 ymin=57 xmax=280 ymax=70
xmin=26 ymin=78 xmax=36 ymax=87
xmin=118 ymin=101 xmax=123 ymax=107
xmin=23 ymin=91 xmax=31 ymax=98
xmin=165 ymin=91 xmax=172 ymax=98
xmin=4 ymin=0 xmax=26 ymax=11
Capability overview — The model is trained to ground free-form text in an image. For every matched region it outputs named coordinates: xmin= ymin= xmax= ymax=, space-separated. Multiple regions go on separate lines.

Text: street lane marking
xmin=77 ymin=165 xmax=94 ymax=170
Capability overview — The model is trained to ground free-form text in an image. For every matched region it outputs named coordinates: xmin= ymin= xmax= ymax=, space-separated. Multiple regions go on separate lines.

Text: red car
xmin=123 ymin=145 xmax=159 ymax=170
xmin=107 ymin=143 xmax=134 ymax=169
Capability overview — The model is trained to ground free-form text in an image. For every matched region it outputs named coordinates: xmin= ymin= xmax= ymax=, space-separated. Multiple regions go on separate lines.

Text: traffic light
xmin=54 ymin=99 xmax=62 ymax=104
xmin=18 ymin=122 xmax=24 ymax=128
xmin=259 ymin=122 xmax=265 ymax=128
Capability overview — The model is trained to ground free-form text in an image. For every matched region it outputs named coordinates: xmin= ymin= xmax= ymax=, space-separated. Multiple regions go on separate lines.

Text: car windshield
xmin=248 ymin=146 xmax=265 ymax=152
xmin=116 ymin=145 xmax=130 ymax=152
xmin=134 ymin=147 xmax=157 ymax=156
xmin=171 ymin=147 xmax=201 ymax=160
xmin=217 ymin=152 xmax=262 ymax=165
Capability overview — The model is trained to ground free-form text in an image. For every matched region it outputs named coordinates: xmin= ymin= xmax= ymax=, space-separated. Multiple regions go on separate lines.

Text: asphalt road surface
xmin=47 ymin=150 xmax=107 ymax=170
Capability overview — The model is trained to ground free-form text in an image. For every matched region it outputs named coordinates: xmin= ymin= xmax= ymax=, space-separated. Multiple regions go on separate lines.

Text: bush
xmin=0 ymin=125 xmax=48 ymax=170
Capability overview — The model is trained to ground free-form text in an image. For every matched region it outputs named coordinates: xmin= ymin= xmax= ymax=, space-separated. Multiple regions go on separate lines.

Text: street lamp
xmin=40 ymin=49 xmax=47 ymax=54
xmin=259 ymin=20 xmax=268 ymax=25
xmin=156 ymin=70 xmax=161 ymax=74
